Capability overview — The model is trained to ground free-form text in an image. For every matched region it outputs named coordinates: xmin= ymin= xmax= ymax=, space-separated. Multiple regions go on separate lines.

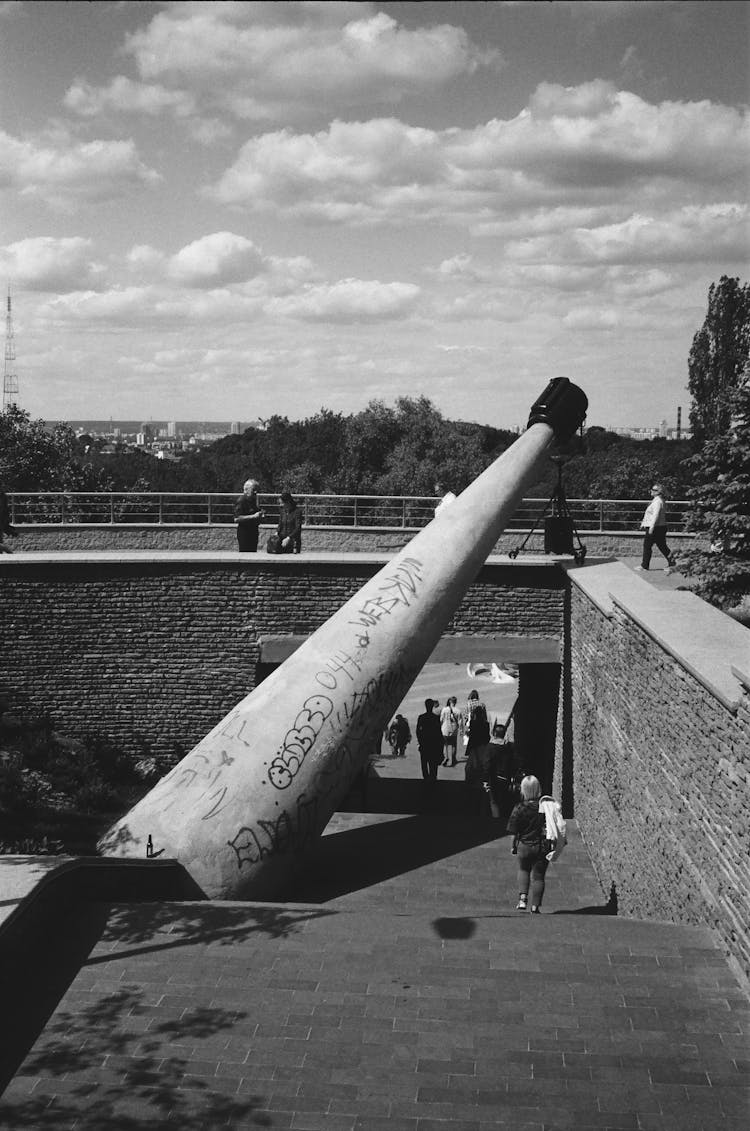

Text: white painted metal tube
xmin=99 ymin=383 xmax=586 ymax=898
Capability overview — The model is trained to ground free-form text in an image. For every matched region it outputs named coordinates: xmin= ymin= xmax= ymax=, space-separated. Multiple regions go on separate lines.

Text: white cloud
xmin=0 ymin=236 xmax=105 ymax=292
xmin=209 ymin=86 xmax=749 ymax=226
xmin=122 ymin=2 xmax=498 ymax=120
xmin=64 ymin=75 xmax=196 ymax=118
xmin=0 ymin=128 xmax=159 ymax=209
xmin=167 ymin=232 xmax=266 ymax=287
xmin=506 ymin=204 xmax=750 ymax=266
xmin=266 ymin=279 xmax=421 ymax=323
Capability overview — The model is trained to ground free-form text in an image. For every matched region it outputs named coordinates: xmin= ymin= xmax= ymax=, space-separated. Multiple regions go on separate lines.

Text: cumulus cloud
xmin=64 ymin=75 xmax=196 ymax=118
xmin=0 ymin=128 xmax=159 ymax=209
xmin=209 ymin=85 xmax=749 ymax=227
xmin=0 ymin=236 xmax=106 ymax=292
xmin=121 ymin=2 xmax=498 ymax=121
xmin=167 ymin=232 xmax=266 ymax=286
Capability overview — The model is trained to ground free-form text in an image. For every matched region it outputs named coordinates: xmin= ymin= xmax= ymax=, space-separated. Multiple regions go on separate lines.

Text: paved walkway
xmin=1 ymin=811 xmax=748 ymax=1130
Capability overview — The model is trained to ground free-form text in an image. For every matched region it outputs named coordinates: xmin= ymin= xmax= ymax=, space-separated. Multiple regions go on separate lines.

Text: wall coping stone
xmin=566 ymin=560 xmax=750 ymax=712
xmin=0 ymin=549 xmax=573 ymax=568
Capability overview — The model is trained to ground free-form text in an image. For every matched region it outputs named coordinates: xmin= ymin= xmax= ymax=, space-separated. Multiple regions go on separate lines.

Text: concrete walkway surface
xmin=1 ymin=813 xmax=748 ymax=1130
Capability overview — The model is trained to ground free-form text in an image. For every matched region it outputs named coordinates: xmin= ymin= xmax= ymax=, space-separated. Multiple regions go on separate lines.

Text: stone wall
xmin=7 ymin=524 xmax=703 ymax=558
xmin=560 ymin=561 xmax=750 ymax=985
xmin=0 ymin=553 xmax=565 ymax=760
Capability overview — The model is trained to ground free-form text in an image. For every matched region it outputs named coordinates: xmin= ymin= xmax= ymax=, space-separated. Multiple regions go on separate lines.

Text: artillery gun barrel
xmin=99 ymin=378 xmax=587 ymax=898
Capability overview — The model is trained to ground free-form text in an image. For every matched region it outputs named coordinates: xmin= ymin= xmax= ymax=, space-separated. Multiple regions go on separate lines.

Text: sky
xmin=1 ymin=0 xmax=748 ymax=429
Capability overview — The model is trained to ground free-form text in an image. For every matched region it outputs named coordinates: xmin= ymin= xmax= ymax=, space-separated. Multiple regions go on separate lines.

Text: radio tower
xmin=3 ymin=287 xmax=19 ymax=411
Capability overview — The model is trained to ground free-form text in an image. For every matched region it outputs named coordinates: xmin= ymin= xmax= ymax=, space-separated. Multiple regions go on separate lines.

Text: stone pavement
xmin=1 ymin=812 xmax=748 ymax=1130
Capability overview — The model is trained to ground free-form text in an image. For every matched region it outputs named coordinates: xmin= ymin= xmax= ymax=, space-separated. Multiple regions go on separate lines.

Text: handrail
xmin=5 ymin=492 xmax=692 ymax=533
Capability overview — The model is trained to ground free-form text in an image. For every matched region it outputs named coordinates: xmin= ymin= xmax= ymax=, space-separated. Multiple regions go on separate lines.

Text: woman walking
xmin=506 ymin=775 xmax=565 ymax=913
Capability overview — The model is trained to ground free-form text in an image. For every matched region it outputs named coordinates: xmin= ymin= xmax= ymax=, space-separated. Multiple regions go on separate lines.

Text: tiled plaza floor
xmin=1 ymin=815 xmax=748 ymax=1130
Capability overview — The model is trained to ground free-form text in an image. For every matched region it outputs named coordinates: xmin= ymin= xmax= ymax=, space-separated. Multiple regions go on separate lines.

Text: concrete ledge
xmin=0 ymin=550 xmax=574 ymax=566
xmin=567 ymin=560 xmax=750 ymax=712
xmin=0 ymin=855 xmax=204 ymax=955
xmin=260 ymin=632 xmax=561 ymax=664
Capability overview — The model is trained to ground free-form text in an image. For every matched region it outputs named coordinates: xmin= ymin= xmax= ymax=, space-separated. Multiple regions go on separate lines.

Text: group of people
xmin=386 ymin=688 xmax=510 ymax=799
xmin=234 ymin=480 xmax=302 ymax=554
xmin=386 ymin=688 xmax=567 ymax=914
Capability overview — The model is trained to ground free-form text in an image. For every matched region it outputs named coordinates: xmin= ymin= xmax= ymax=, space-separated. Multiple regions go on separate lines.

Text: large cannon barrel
xmin=99 ymin=378 xmax=587 ymax=898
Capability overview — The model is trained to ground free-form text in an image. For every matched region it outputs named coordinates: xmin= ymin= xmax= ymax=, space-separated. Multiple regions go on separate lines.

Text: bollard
xmin=99 ymin=378 xmax=587 ymax=899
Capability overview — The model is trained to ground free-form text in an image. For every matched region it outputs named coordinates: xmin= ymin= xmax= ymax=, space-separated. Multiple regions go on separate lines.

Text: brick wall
xmin=560 ymin=565 xmax=750 ymax=985
xmin=0 ymin=555 xmax=564 ymax=761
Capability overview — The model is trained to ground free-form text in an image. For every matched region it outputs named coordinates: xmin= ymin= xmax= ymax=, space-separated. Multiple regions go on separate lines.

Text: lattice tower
xmin=3 ymin=288 xmax=19 ymax=411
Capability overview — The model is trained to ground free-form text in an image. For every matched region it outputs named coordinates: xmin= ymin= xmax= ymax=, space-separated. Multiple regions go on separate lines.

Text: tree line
xmin=1 ymin=276 xmax=748 ymax=617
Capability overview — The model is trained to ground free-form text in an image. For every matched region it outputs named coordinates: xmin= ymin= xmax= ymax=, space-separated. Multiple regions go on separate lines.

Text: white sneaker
xmin=635 ymin=565 xmax=646 ymax=571
xmin=664 ymin=567 xmax=672 ymax=575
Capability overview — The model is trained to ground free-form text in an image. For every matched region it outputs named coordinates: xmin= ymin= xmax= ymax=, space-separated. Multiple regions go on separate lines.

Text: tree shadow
xmin=0 ymin=983 xmax=271 ymax=1129
xmin=0 ymin=897 xmax=336 ymax=1105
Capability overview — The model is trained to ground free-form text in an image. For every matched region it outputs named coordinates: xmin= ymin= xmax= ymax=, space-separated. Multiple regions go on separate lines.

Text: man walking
xmin=636 ymin=483 xmax=676 ymax=573
xmin=416 ymin=699 xmax=443 ymax=789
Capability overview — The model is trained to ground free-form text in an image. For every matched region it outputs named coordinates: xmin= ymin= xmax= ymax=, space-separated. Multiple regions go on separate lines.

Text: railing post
xmin=110 ymin=494 xmax=115 ymax=524
xmin=402 ymin=499 xmax=406 ymax=528
xmin=207 ymin=495 xmax=212 ymax=525
xmin=599 ymin=500 xmax=604 ymax=531
xmin=354 ymin=497 xmax=358 ymax=527
xmin=60 ymin=493 xmax=65 ymax=524
xmin=158 ymin=494 xmax=164 ymax=524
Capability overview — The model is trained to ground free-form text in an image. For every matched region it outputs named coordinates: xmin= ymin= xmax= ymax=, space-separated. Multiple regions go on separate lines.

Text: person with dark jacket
xmin=506 ymin=774 xmax=549 ymax=913
xmin=233 ymin=478 xmax=263 ymax=552
xmin=416 ymin=698 xmax=443 ymax=786
xmin=277 ymin=491 xmax=302 ymax=554
xmin=480 ymin=726 xmax=515 ymax=820
xmin=0 ymin=489 xmax=17 ymax=554
xmin=387 ymin=714 xmax=411 ymax=757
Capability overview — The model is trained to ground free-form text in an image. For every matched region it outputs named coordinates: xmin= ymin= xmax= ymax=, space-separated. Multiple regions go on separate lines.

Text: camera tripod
xmin=508 ymin=458 xmax=587 ymax=563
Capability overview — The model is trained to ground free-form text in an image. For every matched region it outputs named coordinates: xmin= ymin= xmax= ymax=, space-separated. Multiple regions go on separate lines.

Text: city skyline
xmin=1 ymin=1 xmax=748 ymax=428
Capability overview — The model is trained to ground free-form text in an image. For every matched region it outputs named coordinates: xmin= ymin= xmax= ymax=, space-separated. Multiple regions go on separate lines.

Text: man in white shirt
xmin=636 ymin=484 xmax=676 ymax=573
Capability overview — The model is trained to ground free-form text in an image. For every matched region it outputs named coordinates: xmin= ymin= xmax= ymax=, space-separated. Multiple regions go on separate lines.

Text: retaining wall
xmin=559 ymin=561 xmax=750 ymax=985
xmin=0 ymin=552 xmax=565 ymax=760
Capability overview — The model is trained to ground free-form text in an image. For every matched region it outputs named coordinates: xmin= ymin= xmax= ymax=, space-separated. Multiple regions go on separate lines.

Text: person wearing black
xmin=277 ymin=491 xmax=302 ymax=554
xmin=463 ymin=688 xmax=490 ymax=793
xmin=234 ymin=478 xmax=263 ymax=552
xmin=416 ymin=698 xmax=443 ymax=787
xmin=480 ymin=723 xmax=515 ymax=821
xmin=506 ymin=775 xmax=549 ymax=914
xmin=387 ymin=714 xmax=411 ymax=757
xmin=0 ymin=489 xmax=18 ymax=554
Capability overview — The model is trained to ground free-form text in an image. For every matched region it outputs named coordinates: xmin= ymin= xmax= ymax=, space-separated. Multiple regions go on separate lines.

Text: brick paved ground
xmin=1 ymin=815 xmax=748 ymax=1130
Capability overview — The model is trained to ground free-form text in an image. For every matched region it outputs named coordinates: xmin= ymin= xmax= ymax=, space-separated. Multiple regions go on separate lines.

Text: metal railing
xmin=5 ymin=492 xmax=692 ymax=533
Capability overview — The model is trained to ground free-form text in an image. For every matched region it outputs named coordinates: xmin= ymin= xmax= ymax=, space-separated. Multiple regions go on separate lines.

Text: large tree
xmin=688 ymin=275 xmax=750 ymax=444
xmin=0 ymin=405 xmax=109 ymax=491
xmin=679 ymin=372 xmax=750 ymax=621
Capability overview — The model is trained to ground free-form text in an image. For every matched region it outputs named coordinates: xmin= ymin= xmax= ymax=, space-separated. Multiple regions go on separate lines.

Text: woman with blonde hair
xmin=506 ymin=774 xmax=559 ymax=913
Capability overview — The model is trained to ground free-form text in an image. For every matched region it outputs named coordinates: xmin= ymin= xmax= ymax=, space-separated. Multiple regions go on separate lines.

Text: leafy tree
xmin=679 ymin=373 xmax=750 ymax=620
xmin=688 ymin=275 xmax=750 ymax=444
xmin=0 ymin=405 xmax=110 ymax=491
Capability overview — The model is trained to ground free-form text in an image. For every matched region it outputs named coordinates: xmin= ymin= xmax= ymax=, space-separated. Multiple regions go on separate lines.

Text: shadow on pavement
xmin=285 ymin=812 xmax=503 ymax=903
